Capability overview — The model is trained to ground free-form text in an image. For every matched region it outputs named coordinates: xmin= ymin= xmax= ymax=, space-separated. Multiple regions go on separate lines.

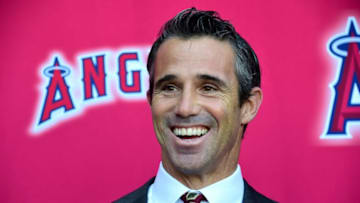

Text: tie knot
xmin=180 ymin=191 xmax=208 ymax=203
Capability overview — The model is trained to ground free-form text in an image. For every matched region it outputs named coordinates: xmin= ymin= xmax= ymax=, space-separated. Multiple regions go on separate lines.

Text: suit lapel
xmin=243 ymin=179 xmax=256 ymax=203
xmin=243 ymin=179 xmax=277 ymax=203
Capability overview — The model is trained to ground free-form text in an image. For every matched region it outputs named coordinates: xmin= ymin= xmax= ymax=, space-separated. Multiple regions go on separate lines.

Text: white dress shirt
xmin=148 ymin=162 xmax=244 ymax=203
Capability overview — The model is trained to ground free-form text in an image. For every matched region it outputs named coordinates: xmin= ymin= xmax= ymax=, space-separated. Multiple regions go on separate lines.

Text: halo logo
xmin=31 ymin=47 xmax=149 ymax=135
xmin=323 ymin=17 xmax=360 ymax=139
xmin=39 ymin=57 xmax=75 ymax=124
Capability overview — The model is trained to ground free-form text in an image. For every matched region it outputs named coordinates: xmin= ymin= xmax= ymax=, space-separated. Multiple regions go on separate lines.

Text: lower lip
xmin=177 ymin=136 xmax=202 ymax=139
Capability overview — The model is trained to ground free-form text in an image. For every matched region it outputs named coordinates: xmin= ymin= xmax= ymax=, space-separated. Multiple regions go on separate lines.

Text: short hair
xmin=147 ymin=7 xmax=261 ymax=106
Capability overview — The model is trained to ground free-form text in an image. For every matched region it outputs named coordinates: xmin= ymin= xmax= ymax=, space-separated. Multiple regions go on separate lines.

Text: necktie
xmin=180 ymin=191 xmax=208 ymax=203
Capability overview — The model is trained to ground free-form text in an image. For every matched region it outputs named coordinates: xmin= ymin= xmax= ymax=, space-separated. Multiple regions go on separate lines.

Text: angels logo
xmin=31 ymin=48 xmax=149 ymax=135
xmin=38 ymin=57 xmax=75 ymax=124
xmin=323 ymin=17 xmax=360 ymax=139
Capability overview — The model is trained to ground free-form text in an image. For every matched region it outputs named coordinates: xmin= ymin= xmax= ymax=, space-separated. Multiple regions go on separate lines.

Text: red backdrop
xmin=1 ymin=0 xmax=360 ymax=202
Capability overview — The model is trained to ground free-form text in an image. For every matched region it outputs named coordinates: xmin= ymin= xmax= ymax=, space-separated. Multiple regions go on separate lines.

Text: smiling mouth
xmin=172 ymin=126 xmax=209 ymax=139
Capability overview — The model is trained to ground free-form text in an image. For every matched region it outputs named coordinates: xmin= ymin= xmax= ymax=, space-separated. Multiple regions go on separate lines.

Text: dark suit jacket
xmin=113 ymin=177 xmax=277 ymax=203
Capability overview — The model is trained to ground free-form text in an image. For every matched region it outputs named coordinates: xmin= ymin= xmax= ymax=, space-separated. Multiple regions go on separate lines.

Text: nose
xmin=175 ymin=86 xmax=200 ymax=118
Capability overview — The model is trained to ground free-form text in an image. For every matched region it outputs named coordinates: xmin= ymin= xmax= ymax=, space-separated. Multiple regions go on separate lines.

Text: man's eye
xmin=162 ymin=84 xmax=177 ymax=92
xmin=203 ymin=85 xmax=216 ymax=91
xmin=201 ymin=85 xmax=217 ymax=92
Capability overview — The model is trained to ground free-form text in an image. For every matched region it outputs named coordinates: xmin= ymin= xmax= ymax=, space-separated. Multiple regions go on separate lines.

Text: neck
xmin=162 ymin=160 xmax=238 ymax=189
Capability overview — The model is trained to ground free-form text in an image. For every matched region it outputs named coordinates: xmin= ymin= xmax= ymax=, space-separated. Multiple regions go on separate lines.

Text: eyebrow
xmin=154 ymin=74 xmax=177 ymax=88
xmin=154 ymin=73 xmax=228 ymax=89
xmin=196 ymin=74 xmax=227 ymax=88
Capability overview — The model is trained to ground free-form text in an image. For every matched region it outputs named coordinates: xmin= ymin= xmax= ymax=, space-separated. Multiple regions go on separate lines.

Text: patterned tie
xmin=180 ymin=191 xmax=208 ymax=203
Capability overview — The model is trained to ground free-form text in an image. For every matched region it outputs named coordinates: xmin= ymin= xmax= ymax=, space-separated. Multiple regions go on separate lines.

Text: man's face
xmin=149 ymin=36 xmax=249 ymax=176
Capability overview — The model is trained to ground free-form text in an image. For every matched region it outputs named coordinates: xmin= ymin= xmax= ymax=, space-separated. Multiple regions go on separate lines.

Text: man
xmin=114 ymin=8 xmax=277 ymax=203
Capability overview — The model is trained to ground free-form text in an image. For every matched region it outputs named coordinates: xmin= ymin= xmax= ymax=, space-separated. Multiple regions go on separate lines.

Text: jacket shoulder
xmin=243 ymin=179 xmax=278 ymax=203
xmin=113 ymin=177 xmax=155 ymax=203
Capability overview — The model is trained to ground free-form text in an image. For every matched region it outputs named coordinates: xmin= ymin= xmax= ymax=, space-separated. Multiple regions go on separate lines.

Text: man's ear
xmin=240 ymin=87 xmax=263 ymax=125
xmin=147 ymin=90 xmax=152 ymax=105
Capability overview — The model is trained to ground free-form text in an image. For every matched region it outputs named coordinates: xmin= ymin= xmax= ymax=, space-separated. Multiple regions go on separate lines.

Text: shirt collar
xmin=150 ymin=162 xmax=190 ymax=203
xmin=199 ymin=165 xmax=244 ymax=203
xmin=150 ymin=162 xmax=244 ymax=203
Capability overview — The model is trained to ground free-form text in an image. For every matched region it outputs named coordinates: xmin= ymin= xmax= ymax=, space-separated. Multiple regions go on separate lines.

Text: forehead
xmin=154 ymin=36 xmax=236 ymax=82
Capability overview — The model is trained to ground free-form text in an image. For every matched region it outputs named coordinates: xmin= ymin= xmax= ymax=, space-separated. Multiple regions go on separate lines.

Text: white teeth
xmin=182 ymin=128 xmax=186 ymax=135
xmin=173 ymin=127 xmax=208 ymax=137
xmin=196 ymin=128 xmax=201 ymax=135
xmin=187 ymin=128 xmax=192 ymax=135
xmin=201 ymin=128 xmax=206 ymax=134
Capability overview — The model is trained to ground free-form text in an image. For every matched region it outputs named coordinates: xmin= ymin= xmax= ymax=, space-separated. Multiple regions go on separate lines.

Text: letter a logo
xmin=324 ymin=17 xmax=360 ymax=139
xmin=39 ymin=57 xmax=75 ymax=124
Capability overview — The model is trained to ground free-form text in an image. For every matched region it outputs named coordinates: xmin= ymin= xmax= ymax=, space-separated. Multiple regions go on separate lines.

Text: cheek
xmin=201 ymin=96 xmax=241 ymax=147
xmin=151 ymin=111 xmax=166 ymax=146
xmin=151 ymin=96 xmax=177 ymax=118
xmin=201 ymin=96 xmax=235 ymax=124
xmin=151 ymin=97 xmax=177 ymax=141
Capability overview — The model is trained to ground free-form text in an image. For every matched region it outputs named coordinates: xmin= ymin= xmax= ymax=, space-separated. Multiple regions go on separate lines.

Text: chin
xmin=170 ymin=155 xmax=212 ymax=175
